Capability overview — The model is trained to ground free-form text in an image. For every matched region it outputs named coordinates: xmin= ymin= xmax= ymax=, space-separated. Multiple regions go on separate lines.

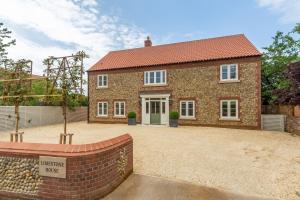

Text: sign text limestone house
xmin=87 ymin=34 xmax=261 ymax=129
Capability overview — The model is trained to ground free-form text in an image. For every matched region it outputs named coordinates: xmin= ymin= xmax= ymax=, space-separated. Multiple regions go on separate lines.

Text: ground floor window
xmin=114 ymin=101 xmax=125 ymax=117
xmin=220 ymin=99 xmax=238 ymax=119
xmin=180 ymin=100 xmax=195 ymax=119
xmin=98 ymin=102 xmax=108 ymax=117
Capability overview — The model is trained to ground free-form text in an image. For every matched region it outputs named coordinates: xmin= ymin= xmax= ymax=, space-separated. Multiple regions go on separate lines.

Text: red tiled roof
xmin=88 ymin=34 xmax=261 ymax=71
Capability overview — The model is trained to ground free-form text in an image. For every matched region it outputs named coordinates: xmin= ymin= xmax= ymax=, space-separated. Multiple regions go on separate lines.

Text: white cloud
xmin=0 ymin=0 xmax=148 ymax=74
xmin=8 ymin=33 xmax=73 ymax=75
xmin=256 ymin=0 xmax=300 ymax=23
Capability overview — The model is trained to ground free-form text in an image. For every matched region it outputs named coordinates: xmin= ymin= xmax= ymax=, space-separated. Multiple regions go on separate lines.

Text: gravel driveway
xmin=1 ymin=122 xmax=299 ymax=200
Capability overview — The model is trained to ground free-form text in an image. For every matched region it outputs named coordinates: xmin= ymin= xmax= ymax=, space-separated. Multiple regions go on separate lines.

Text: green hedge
xmin=169 ymin=111 xmax=179 ymax=119
xmin=128 ymin=112 xmax=136 ymax=118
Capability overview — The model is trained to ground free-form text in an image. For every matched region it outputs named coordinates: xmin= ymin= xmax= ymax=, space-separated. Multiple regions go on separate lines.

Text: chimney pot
xmin=144 ymin=36 xmax=152 ymax=47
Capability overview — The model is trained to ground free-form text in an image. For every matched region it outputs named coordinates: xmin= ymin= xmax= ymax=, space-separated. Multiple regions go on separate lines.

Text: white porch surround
xmin=140 ymin=94 xmax=170 ymax=126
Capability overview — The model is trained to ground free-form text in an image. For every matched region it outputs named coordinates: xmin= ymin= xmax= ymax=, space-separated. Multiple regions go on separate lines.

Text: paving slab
xmin=102 ymin=174 xmax=272 ymax=200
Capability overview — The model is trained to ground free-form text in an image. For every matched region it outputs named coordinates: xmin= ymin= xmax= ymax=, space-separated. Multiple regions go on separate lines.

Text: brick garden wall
xmin=0 ymin=134 xmax=133 ymax=200
xmin=286 ymin=117 xmax=300 ymax=136
xmin=88 ymin=56 xmax=261 ymax=129
xmin=262 ymin=105 xmax=300 ymax=135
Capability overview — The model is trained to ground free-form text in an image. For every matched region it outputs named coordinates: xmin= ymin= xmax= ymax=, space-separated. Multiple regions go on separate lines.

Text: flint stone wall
xmin=0 ymin=157 xmax=41 ymax=195
xmin=88 ymin=56 xmax=261 ymax=129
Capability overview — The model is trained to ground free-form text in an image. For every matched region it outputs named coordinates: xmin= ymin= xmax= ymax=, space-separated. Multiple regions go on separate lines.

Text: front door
xmin=141 ymin=95 xmax=170 ymax=125
xmin=150 ymin=101 xmax=161 ymax=124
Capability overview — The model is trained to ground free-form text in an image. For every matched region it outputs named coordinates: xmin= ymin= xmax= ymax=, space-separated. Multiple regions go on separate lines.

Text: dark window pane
xmin=188 ymin=102 xmax=194 ymax=116
xmin=99 ymin=103 xmax=102 ymax=115
xmin=230 ymin=65 xmax=236 ymax=79
xmin=188 ymin=109 xmax=193 ymax=116
xmin=104 ymin=76 xmax=107 ymax=85
xmin=146 ymin=102 xmax=149 ymax=114
xmin=116 ymin=103 xmax=119 ymax=115
xmin=151 ymin=102 xmax=156 ymax=114
xmin=104 ymin=103 xmax=107 ymax=114
xmin=230 ymin=101 xmax=236 ymax=117
xmin=145 ymin=72 xmax=148 ymax=84
xmin=155 ymin=102 xmax=160 ymax=114
xmin=222 ymin=101 xmax=228 ymax=117
xmin=181 ymin=102 xmax=186 ymax=116
xmin=98 ymin=76 xmax=102 ymax=86
xmin=150 ymin=72 xmax=155 ymax=83
xmin=120 ymin=103 xmax=125 ymax=115
xmin=162 ymin=102 xmax=165 ymax=114
xmin=156 ymin=71 xmax=161 ymax=83
xmin=222 ymin=66 xmax=228 ymax=80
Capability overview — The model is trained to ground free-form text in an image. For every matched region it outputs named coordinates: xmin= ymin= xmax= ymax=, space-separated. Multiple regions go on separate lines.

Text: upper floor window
xmin=98 ymin=102 xmax=108 ymax=117
xmin=180 ymin=100 xmax=195 ymax=119
xmin=97 ymin=74 xmax=108 ymax=88
xmin=114 ymin=101 xmax=125 ymax=117
xmin=144 ymin=70 xmax=166 ymax=85
xmin=220 ymin=99 xmax=238 ymax=120
xmin=220 ymin=64 xmax=238 ymax=81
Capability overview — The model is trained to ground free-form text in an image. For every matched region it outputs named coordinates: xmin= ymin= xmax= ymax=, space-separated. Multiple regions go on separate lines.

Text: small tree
xmin=44 ymin=51 xmax=88 ymax=137
xmin=275 ymin=61 xmax=300 ymax=105
xmin=0 ymin=60 xmax=33 ymax=135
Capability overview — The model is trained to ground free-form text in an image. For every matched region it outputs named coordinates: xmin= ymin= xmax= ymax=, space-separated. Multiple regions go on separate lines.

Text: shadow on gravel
xmin=102 ymin=174 xmax=273 ymax=200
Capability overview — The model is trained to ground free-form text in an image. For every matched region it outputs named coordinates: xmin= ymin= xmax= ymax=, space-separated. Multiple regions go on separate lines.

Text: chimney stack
xmin=144 ymin=36 xmax=152 ymax=47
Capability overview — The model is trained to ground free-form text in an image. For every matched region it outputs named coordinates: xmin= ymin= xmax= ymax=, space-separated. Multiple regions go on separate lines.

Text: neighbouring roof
xmin=88 ymin=34 xmax=261 ymax=72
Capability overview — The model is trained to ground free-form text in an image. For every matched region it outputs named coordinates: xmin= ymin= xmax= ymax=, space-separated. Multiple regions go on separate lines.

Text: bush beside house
xmin=169 ymin=111 xmax=179 ymax=127
xmin=128 ymin=112 xmax=136 ymax=125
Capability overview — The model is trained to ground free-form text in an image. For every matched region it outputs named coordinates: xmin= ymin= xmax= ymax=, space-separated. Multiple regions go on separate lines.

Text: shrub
xmin=169 ymin=111 xmax=179 ymax=119
xmin=128 ymin=112 xmax=136 ymax=118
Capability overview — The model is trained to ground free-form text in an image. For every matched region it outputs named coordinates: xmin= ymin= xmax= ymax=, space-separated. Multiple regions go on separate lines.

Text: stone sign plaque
xmin=39 ymin=156 xmax=66 ymax=178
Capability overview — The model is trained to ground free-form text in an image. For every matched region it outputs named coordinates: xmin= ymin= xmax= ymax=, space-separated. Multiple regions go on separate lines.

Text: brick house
xmin=87 ymin=34 xmax=262 ymax=129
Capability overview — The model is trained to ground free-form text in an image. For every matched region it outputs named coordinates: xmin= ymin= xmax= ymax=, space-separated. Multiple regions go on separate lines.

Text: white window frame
xmin=220 ymin=99 xmax=239 ymax=120
xmin=114 ymin=101 xmax=126 ymax=117
xmin=97 ymin=101 xmax=108 ymax=117
xmin=97 ymin=74 xmax=108 ymax=88
xmin=220 ymin=64 xmax=238 ymax=81
xmin=144 ymin=70 xmax=167 ymax=85
xmin=180 ymin=100 xmax=195 ymax=119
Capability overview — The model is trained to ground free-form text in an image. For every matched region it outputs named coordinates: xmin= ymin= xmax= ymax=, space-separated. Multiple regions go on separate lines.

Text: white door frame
xmin=140 ymin=94 xmax=170 ymax=126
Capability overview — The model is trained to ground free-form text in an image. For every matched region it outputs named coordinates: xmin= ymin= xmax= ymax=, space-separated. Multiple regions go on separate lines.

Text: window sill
xmin=219 ymin=80 xmax=240 ymax=84
xmin=97 ymin=115 xmax=108 ymax=118
xmin=113 ymin=116 xmax=126 ymax=119
xmin=219 ymin=118 xmax=240 ymax=121
xmin=96 ymin=86 xmax=108 ymax=89
xmin=180 ymin=117 xmax=196 ymax=120
xmin=143 ymin=84 xmax=168 ymax=87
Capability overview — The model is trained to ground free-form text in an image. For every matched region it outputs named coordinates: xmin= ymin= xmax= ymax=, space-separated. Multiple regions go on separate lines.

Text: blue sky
xmin=101 ymin=0 xmax=296 ymax=47
xmin=0 ymin=0 xmax=299 ymax=74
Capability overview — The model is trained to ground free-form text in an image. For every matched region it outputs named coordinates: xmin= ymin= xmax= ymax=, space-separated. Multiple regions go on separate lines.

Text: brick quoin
xmin=0 ymin=134 xmax=133 ymax=200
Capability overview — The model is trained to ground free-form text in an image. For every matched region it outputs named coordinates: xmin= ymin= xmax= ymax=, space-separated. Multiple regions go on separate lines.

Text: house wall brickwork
xmin=88 ymin=56 xmax=261 ymax=129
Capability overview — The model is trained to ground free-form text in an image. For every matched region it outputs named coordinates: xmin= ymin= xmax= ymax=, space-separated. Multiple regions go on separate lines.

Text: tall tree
xmin=262 ymin=23 xmax=300 ymax=104
xmin=275 ymin=61 xmax=300 ymax=105
xmin=0 ymin=23 xmax=16 ymax=66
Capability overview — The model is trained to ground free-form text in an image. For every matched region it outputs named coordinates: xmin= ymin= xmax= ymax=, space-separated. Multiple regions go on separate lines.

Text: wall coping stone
xmin=0 ymin=134 xmax=132 ymax=157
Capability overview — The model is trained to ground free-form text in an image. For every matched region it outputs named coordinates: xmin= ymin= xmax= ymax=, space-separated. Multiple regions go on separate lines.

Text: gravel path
xmin=1 ymin=122 xmax=299 ymax=200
